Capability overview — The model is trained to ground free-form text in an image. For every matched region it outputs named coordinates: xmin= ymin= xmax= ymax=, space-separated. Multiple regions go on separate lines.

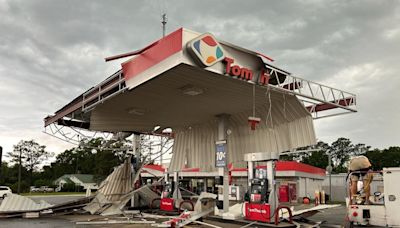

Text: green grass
xmin=21 ymin=192 xmax=86 ymax=196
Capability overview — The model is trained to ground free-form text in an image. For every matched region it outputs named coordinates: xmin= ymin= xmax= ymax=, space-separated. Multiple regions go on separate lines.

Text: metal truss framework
xmin=43 ymin=122 xmax=174 ymax=164
xmin=262 ymin=61 xmax=357 ymax=119
xmin=82 ymin=70 xmax=126 ymax=112
xmin=43 ymin=122 xmax=113 ymax=146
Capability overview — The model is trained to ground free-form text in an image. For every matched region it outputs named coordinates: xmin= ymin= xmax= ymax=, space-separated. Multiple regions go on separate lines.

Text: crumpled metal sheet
xmin=136 ymin=185 xmax=160 ymax=208
xmin=83 ymin=192 xmax=111 ymax=215
xmin=0 ymin=194 xmax=52 ymax=213
xmin=97 ymin=159 xmax=133 ymax=202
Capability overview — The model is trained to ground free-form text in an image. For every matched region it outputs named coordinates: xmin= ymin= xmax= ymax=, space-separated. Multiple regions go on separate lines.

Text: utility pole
xmin=161 ymin=13 xmax=167 ymax=37
xmin=0 ymin=146 xmax=2 ymax=181
xmin=17 ymin=148 xmax=22 ymax=194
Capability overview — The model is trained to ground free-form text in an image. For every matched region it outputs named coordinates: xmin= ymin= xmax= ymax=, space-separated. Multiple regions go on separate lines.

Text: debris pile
xmin=0 ymin=155 xmax=336 ymax=227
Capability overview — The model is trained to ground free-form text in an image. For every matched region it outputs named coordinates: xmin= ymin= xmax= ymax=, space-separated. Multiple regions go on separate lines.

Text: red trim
xmin=121 ymin=28 xmax=183 ymax=82
xmin=256 ymin=52 xmax=274 ymax=62
xmin=105 ymin=41 xmax=160 ymax=62
xmin=181 ymin=167 xmax=200 ymax=172
xmin=283 ymin=82 xmax=301 ymax=90
xmin=144 ymin=164 xmax=165 ymax=172
xmin=230 ymin=161 xmax=325 ymax=176
xmin=306 ymin=97 xmax=355 ymax=113
xmin=142 ymin=161 xmax=325 ymax=176
xmin=276 ymin=161 xmax=325 ymax=176
xmin=232 ymin=168 xmax=247 ymax=172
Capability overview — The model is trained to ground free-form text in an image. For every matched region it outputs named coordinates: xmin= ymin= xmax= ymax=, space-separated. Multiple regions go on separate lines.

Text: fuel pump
xmin=160 ymin=172 xmax=177 ymax=211
xmin=160 ymin=172 xmax=179 ymax=211
xmin=244 ymin=152 xmax=278 ymax=223
xmin=248 ymin=168 xmax=269 ymax=203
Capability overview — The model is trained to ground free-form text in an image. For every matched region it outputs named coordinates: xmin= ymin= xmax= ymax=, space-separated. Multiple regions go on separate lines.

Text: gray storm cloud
xmin=0 ymin=0 xmax=399 ymax=156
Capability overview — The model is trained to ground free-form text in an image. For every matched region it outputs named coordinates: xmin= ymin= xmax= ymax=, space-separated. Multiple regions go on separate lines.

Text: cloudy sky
xmin=0 ymin=0 xmax=399 ymax=158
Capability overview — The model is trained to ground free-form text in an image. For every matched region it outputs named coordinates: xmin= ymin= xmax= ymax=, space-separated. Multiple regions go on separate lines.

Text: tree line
xmin=281 ymin=137 xmax=400 ymax=173
xmin=0 ymin=137 xmax=399 ymax=192
xmin=0 ymin=138 xmax=126 ymax=193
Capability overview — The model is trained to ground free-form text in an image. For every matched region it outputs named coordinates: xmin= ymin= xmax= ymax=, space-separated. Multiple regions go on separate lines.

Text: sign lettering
xmin=223 ymin=57 xmax=270 ymax=85
xmin=215 ymin=140 xmax=227 ymax=167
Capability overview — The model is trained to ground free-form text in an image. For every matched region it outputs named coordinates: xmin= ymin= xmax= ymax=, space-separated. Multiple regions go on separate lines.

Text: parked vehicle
xmin=0 ymin=186 xmax=12 ymax=198
xmin=40 ymin=186 xmax=54 ymax=192
xmin=346 ymin=168 xmax=400 ymax=227
xmin=30 ymin=186 xmax=41 ymax=192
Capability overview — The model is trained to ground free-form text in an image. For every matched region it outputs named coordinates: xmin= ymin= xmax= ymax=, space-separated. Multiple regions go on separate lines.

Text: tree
xmin=49 ymin=137 xmax=125 ymax=183
xmin=329 ymin=138 xmax=370 ymax=173
xmin=7 ymin=140 xmax=53 ymax=185
xmin=365 ymin=147 xmax=400 ymax=170
xmin=302 ymin=141 xmax=330 ymax=169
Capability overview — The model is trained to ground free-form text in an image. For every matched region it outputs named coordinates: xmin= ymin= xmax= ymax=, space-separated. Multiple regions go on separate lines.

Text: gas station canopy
xmin=44 ymin=28 xmax=357 ymax=171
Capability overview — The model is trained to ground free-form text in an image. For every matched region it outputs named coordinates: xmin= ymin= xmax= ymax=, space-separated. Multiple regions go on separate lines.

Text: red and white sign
xmin=160 ymin=198 xmax=175 ymax=211
xmin=245 ymin=202 xmax=271 ymax=223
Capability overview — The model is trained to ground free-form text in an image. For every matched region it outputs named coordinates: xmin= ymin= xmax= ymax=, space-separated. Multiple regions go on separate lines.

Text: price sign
xmin=215 ymin=140 xmax=227 ymax=167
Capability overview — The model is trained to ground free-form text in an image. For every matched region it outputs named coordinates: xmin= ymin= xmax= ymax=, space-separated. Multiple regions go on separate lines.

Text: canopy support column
xmin=217 ymin=114 xmax=230 ymax=213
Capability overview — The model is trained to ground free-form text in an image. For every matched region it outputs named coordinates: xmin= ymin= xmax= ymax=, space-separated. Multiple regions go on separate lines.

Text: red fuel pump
xmin=243 ymin=152 xmax=279 ymax=223
xmin=244 ymin=168 xmax=271 ymax=223
xmin=160 ymin=180 xmax=175 ymax=211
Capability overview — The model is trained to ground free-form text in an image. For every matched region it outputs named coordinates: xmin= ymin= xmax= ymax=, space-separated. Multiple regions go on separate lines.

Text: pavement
xmin=0 ymin=195 xmax=358 ymax=228
xmin=308 ymin=205 xmax=346 ymax=227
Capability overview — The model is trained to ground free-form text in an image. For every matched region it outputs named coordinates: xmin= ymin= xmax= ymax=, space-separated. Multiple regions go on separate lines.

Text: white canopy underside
xmin=87 ymin=64 xmax=316 ymax=171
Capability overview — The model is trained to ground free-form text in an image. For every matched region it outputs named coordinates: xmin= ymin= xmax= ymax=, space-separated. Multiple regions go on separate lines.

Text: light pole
xmin=326 ymin=154 xmax=333 ymax=203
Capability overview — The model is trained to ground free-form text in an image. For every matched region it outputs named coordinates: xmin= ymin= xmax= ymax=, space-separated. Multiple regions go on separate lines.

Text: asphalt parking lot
xmin=0 ymin=195 xmax=350 ymax=228
xmin=0 ymin=195 xmax=353 ymax=228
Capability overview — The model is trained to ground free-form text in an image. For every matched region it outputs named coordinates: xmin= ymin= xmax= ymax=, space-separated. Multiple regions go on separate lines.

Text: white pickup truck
xmin=347 ymin=167 xmax=400 ymax=227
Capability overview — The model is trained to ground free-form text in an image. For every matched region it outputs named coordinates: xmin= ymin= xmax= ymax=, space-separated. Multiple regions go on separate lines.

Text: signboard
xmin=215 ymin=140 xmax=227 ymax=167
xmin=188 ymin=33 xmax=225 ymax=67
xmin=188 ymin=33 xmax=290 ymax=86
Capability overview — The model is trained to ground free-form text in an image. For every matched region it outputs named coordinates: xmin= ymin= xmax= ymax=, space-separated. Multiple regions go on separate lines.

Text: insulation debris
xmin=216 ymin=203 xmax=243 ymax=220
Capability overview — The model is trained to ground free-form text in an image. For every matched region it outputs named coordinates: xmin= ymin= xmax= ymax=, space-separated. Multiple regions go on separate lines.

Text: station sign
xmin=215 ymin=140 xmax=227 ymax=167
xmin=187 ymin=33 xmax=225 ymax=67
xmin=188 ymin=33 xmax=288 ymax=87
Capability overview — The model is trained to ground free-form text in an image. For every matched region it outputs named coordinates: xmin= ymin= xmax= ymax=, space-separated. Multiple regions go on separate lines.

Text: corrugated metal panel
xmin=97 ymin=159 xmax=133 ymax=202
xmin=0 ymin=194 xmax=52 ymax=212
xmin=169 ymin=95 xmax=316 ymax=172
